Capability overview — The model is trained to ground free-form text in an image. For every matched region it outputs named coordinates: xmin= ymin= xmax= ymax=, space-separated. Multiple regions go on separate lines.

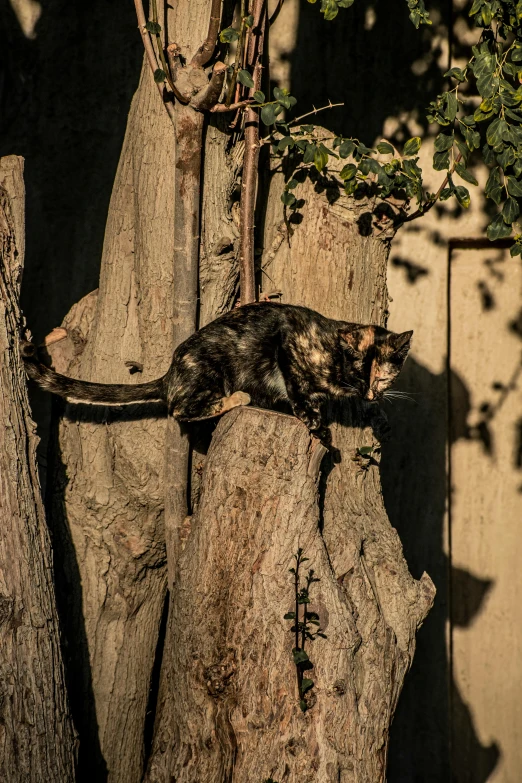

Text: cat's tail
xmin=21 ymin=342 xmax=166 ymax=406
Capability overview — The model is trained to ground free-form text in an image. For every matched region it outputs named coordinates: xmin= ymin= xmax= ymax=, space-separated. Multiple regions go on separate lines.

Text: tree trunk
xmin=145 ymin=144 xmax=435 ymax=780
xmin=0 ymin=155 xmax=76 ymax=781
xmin=45 ymin=1 xmax=242 ymax=780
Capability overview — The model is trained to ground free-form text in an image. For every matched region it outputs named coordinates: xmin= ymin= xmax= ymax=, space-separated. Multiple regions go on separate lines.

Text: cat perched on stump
xmin=22 ymin=302 xmax=412 ymax=438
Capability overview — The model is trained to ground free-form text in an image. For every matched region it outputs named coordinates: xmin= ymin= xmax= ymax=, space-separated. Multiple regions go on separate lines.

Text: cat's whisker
xmin=384 ymin=390 xmax=417 ymax=403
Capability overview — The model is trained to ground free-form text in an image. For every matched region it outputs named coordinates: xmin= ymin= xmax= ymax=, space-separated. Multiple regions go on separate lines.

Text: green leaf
xmin=434 ymin=133 xmax=454 ymax=152
xmin=485 ymin=167 xmax=503 ymax=204
xmin=446 ymin=92 xmax=458 ymax=122
xmin=358 ymin=446 xmax=374 ymax=455
xmin=284 ymin=612 xmax=296 ymax=619
xmin=477 ymin=72 xmax=499 ymax=99
xmin=314 ymin=144 xmax=329 ymax=172
xmin=253 ymin=90 xmax=265 ymax=103
xmin=153 ymin=69 xmax=167 ymax=83
xmin=454 ymin=185 xmax=471 ymax=209
xmin=299 ymin=699 xmax=307 ymax=712
xmin=497 ymin=146 xmax=516 ymax=169
xmin=403 ymin=137 xmax=421 ymax=157
xmin=507 ymin=176 xmax=522 ymax=197
xmin=322 ymin=0 xmax=339 ymax=21
xmin=238 ymin=69 xmax=255 ymax=89
xmin=503 ymin=198 xmax=520 ymax=224
xmin=487 ymin=214 xmax=513 ymax=240
xmin=339 ymin=139 xmax=356 ymax=158
xmin=469 ymin=0 xmax=484 ymax=15
xmin=261 ymin=104 xmax=277 ymax=125
xmin=219 ymin=27 xmax=239 ymax=43
xmin=287 ymin=178 xmax=299 ymax=190
xmin=377 ymin=141 xmax=394 ymax=154
xmin=510 ymin=244 xmax=522 ymax=256
xmin=487 ymin=118 xmax=508 ymax=148
xmin=340 ymin=163 xmax=357 ymax=180
xmin=301 ymin=678 xmax=315 ymax=693
xmin=145 ymin=20 xmax=161 ymax=34
xmin=300 ymin=124 xmax=314 ymax=133
xmin=292 ymin=649 xmax=310 ymax=664
xmin=244 ymin=14 xmax=254 ymax=26
xmin=278 ymin=136 xmax=294 ymax=151
xmin=303 ymin=143 xmax=316 ymax=164
xmin=444 ymin=67 xmax=466 ymax=82
xmin=433 ymin=151 xmax=450 ymax=171
xmin=455 ymin=163 xmax=478 ymax=186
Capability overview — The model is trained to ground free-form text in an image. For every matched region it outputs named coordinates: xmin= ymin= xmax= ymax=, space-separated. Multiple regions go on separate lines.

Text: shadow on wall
xmin=0 ymin=0 xmax=143 ymax=338
xmin=381 ymin=356 xmax=500 ymax=783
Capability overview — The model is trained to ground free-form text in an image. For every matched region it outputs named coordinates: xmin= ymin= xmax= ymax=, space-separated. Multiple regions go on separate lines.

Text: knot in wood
xmin=204 ymin=658 xmax=236 ymax=697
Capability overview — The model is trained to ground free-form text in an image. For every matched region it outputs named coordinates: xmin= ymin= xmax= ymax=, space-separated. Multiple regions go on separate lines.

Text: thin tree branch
xmin=269 ymin=0 xmax=285 ymax=26
xmin=239 ymin=0 xmax=267 ymax=304
xmin=191 ymin=0 xmax=223 ymax=67
xmin=289 ymin=101 xmax=344 ymax=126
xmin=133 ymin=0 xmax=177 ymax=119
xmin=401 ymin=152 xmax=463 ymax=225
xmin=210 ymin=99 xmax=255 ymax=112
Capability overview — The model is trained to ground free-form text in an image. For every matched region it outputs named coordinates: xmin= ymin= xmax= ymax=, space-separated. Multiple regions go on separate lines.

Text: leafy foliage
xmin=285 ymin=549 xmax=327 ymax=712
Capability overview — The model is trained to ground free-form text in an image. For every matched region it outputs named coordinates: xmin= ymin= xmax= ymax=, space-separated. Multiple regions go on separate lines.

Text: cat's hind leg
xmin=174 ymin=391 xmax=251 ymax=422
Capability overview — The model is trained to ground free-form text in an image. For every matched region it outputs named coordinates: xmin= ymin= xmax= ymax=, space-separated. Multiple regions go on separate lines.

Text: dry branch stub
xmin=146 ymin=407 xmax=434 ymax=782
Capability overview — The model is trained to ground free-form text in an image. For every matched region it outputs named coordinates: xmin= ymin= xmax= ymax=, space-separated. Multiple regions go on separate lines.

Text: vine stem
xmin=289 ymin=101 xmax=344 ymax=126
xmin=401 ymin=151 xmax=463 ymax=225
xmin=239 ymin=0 xmax=267 ymax=304
xmin=192 ymin=0 xmax=223 ymax=67
xmin=133 ymin=0 xmax=176 ymax=122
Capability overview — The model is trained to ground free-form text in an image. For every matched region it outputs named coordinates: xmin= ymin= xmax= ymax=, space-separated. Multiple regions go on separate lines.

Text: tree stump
xmin=147 ymin=406 xmax=435 ymax=782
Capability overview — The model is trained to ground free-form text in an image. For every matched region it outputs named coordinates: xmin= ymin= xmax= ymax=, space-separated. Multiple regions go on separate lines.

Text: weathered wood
xmin=0 ymin=155 xmax=76 ymax=782
xmin=147 ymin=406 xmax=434 ymax=782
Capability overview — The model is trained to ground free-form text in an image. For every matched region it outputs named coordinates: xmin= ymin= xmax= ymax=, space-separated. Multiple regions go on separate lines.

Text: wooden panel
xmin=450 ymin=247 xmax=522 ymax=783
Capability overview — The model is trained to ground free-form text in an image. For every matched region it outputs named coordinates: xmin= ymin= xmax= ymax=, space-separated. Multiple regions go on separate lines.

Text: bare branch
xmin=191 ymin=0 xmax=223 ymax=67
xmin=289 ymin=101 xmax=344 ymax=126
xmin=210 ymin=99 xmax=255 ymax=113
xmin=191 ymin=62 xmax=227 ymax=111
xmin=133 ymin=0 xmax=176 ymax=121
xmin=239 ymin=0 xmax=267 ymax=305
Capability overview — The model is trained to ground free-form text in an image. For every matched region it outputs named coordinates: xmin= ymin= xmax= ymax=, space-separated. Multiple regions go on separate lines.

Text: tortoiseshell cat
xmin=22 ymin=303 xmax=412 ymax=435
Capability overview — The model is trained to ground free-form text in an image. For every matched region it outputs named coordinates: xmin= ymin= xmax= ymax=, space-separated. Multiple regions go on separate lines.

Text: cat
xmin=21 ymin=302 xmax=412 ymax=436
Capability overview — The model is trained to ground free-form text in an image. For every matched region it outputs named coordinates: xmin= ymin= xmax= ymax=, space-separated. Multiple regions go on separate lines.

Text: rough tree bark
xmin=148 ymin=407 xmax=434 ymax=782
xmin=0 ymin=155 xmax=76 ymax=781
xmin=145 ymin=139 xmax=435 ymax=780
xmin=45 ymin=1 xmax=243 ymax=780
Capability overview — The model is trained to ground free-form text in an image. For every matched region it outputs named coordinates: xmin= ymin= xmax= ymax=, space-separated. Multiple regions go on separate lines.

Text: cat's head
xmin=339 ymin=324 xmax=413 ymax=401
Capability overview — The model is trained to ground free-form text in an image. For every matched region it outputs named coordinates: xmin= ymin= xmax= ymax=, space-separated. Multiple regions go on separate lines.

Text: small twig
xmin=210 ymin=99 xmax=255 ymax=113
xmin=289 ymin=101 xmax=344 ymax=126
xmin=401 ymin=151 xmax=463 ymax=225
xmin=133 ymin=0 xmax=176 ymax=121
xmin=191 ymin=0 xmax=223 ymax=67
xmin=269 ymin=0 xmax=285 ymax=26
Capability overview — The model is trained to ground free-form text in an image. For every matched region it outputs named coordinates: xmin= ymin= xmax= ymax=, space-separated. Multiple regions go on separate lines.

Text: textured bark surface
xmin=147 ymin=406 xmax=434 ymax=782
xmin=146 ymin=139 xmax=435 ymax=781
xmin=0 ymin=155 xmax=76 ymax=781
xmin=46 ymin=2 xmax=243 ymax=780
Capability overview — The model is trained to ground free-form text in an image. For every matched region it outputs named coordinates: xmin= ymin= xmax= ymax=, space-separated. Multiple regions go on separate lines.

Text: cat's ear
xmin=389 ymin=330 xmax=413 ymax=360
xmin=338 ymin=326 xmax=363 ymax=356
